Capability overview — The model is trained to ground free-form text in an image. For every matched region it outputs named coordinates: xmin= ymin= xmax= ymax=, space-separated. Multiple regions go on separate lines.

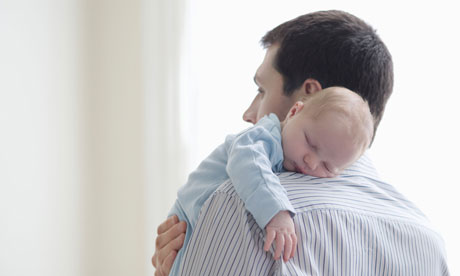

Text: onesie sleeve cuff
xmin=244 ymin=184 xmax=296 ymax=229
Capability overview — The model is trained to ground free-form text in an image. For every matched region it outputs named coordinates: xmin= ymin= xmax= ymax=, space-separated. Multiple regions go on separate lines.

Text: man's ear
xmin=300 ymin=78 xmax=322 ymax=95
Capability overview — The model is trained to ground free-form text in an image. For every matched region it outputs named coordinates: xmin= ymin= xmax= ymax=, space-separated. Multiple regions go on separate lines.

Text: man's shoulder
xmin=283 ymin=154 xmax=429 ymax=220
xmin=197 ymin=153 xmax=448 ymax=275
xmin=219 ymin=152 xmax=430 ymax=227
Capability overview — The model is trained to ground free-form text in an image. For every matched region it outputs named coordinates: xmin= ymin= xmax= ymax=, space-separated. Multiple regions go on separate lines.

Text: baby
xmin=168 ymin=86 xmax=374 ymax=266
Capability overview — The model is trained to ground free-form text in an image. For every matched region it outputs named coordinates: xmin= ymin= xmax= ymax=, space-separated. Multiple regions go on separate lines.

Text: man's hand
xmin=264 ymin=211 xmax=297 ymax=262
xmin=152 ymin=215 xmax=187 ymax=276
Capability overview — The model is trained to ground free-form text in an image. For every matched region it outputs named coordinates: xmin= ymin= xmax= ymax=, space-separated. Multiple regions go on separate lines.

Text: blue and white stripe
xmin=177 ymin=153 xmax=449 ymax=275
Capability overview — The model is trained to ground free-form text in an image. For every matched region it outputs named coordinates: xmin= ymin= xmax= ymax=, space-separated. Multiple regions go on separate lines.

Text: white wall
xmin=180 ymin=0 xmax=460 ymax=274
xmin=146 ymin=0 xmax=188 ymax=274
xmin=0 ymin=1 xmax=83 ymax=275
xmin=81 ymin=0 xmax=146 ymax=275
xmin=1 ymin=0 xmax=149 ymax=275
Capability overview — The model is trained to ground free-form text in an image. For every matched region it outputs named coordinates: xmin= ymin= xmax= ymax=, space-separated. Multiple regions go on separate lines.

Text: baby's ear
xmin=287 ymin=101 xmax=304 ymax=118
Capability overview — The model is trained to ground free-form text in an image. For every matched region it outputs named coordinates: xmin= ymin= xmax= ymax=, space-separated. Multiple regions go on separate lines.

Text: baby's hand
xmin=264 ymin=210 xmax=297 ymax=262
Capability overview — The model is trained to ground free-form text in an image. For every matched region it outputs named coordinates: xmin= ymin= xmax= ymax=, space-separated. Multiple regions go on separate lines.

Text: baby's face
xmin=281 ymin=105 xmax=361 ymax=178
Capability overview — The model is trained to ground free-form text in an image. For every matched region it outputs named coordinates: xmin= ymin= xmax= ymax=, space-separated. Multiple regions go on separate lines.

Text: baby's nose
xmin=304 ymin=154 xmax=319 ymax=171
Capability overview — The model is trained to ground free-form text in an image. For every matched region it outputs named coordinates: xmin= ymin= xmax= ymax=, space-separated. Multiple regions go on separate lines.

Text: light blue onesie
xmin=168 ymin=113 xmax=296 ymax=275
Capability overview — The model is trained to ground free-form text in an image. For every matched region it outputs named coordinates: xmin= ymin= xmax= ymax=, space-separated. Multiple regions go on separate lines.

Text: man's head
xmin=280 ymin=87 xmax=374 ymax=178
xmin=243 ymin=10 xmax=393 ymax=141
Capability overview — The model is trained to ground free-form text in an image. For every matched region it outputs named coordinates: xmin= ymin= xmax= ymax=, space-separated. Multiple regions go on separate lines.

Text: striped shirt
xmin=177 ymin=152 xmax=449 ymax=275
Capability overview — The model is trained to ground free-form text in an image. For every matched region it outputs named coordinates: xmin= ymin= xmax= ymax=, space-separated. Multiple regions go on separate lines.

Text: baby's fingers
xmin=274 ymin=234 xmax=284 ymax=260
xmin=290 ymin=233 xmax=297 ymax=259
xmin=283 ymin=234 xmax=292 ymax=262
xmin=264 ymin=230 xmax=276 ymax=251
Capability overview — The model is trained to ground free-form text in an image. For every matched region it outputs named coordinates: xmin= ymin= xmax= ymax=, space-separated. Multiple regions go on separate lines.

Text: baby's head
xmin=280 ymin=86 xmax=374 ymax=177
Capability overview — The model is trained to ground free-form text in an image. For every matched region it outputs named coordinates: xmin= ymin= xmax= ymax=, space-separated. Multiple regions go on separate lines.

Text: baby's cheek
xmin=282 ymin=160 xmax=291 ymax=171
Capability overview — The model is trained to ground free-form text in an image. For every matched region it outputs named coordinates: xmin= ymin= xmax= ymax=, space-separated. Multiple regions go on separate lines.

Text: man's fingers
xmin=152 ymin=252 xmax=157 ymax=268
xmin=157 ymin=233 xmax=185 ymax=263
xmin=264 ymin=230 xmax=276 ymax=251
xmin=157 ymin=215 xmax=179 ymax=235
xmin=274 ymin=235 xmax=284 ymax=260
xmin=159 ymin=252 xmax=174 ymax=276
xmin=153 ymin=216 xmax=185 ymax=276
xmin=156 ymin=221 xmax=187 ymax=250
xmin=283 ymin=234 xmax=292 ymax=262
xmin=161 ymin=250 xmax=177 ymax=275
xmin=154 ymin=244 xmax=180 ymax=276
xmin=169 ymin=232 xmax=186 ymax=251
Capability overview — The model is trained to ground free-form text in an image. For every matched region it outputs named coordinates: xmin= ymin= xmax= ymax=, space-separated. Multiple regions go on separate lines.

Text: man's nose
xmin=243 ymin=94 xmax=261 ymax=124
xmin=243 ymin=107 xmax=256 ymax=124
xmin=304 ymin=153 xmax=319 ymax=171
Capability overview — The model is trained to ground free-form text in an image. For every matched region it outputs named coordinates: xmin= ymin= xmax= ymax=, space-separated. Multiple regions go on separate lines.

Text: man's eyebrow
xmin=253 ymin=75 xmax=259 ymax=85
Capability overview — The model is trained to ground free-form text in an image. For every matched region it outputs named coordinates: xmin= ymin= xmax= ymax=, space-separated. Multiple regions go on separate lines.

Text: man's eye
xmin=257 ymin=88 xmax=265 ymax=94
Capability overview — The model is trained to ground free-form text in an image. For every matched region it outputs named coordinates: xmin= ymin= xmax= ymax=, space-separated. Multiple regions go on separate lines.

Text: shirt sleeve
xmin=225 ymin=126 xmax=295 ymax=229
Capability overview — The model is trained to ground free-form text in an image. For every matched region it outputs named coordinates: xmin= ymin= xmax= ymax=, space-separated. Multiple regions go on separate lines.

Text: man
xmin=153 ymin=10 xmax=449 ymax=275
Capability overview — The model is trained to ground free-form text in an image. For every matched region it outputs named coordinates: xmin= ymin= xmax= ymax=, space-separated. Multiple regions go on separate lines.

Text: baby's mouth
xmin=293 ymin=162 xmax=306 ymax=175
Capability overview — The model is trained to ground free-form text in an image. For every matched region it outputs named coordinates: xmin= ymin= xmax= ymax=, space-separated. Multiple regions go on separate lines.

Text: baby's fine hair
xmin=304 ymin=87 xmax=374 ymax=154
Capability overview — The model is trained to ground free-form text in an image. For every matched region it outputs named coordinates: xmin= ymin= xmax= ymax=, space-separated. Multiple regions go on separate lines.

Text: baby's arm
xmin=225 ymin=126 xmax=297 ymax=261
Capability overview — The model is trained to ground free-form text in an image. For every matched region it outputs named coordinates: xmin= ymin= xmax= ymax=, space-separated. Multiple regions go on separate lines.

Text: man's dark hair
xmin=261 ymin=10 xmax=393 ymax=138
